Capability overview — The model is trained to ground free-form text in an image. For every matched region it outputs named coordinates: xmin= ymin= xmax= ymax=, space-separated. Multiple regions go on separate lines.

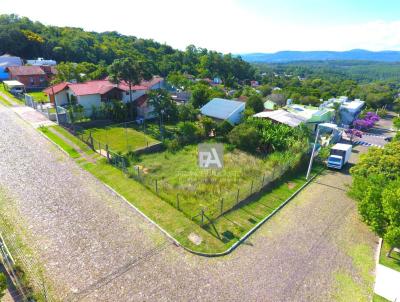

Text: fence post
xmin=176 ymin=193 xmax=180 ymax=210
xmin=220 ymin=198 xmax=224 ymax=215
xmin=89 ymin=132 xmax=94 ymax=150
xmin=201 ymin=209 xmax=204 ymax=225
xmin=236 ymin=189 xmax=240 ymax=204
xmin=155 ymin=179 xmax=158 ymax=194
xmin=250 ymin=180 xmax=254 ymax=194
xmin=262 ymin=174 xmax=265 ymax=186
xmin=106 ymin=144 xmax=110 ymax=162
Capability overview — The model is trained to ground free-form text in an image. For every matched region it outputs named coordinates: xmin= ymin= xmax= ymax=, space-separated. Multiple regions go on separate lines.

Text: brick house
xmin=5 ymin=66 xmax=56 ymax=90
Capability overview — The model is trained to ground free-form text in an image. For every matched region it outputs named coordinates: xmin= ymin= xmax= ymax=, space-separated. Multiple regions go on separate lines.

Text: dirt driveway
xmin=0 ymin=104 xmax=377 ymax=302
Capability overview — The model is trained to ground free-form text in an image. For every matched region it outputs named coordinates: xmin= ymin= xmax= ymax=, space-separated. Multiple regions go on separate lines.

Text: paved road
xmin=351 ymin=113 xmax=395 ymax=148
xmin=0 ymin=104 xmax=377 ymax=301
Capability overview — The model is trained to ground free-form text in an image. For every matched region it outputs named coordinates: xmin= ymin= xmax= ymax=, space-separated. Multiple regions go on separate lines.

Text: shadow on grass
xmin=201 ymin=162 xmax=324 ymax=243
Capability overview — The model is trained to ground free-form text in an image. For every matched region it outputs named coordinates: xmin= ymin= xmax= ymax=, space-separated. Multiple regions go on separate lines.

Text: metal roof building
xmin=200 ymin=98 xmax=245 ymax=125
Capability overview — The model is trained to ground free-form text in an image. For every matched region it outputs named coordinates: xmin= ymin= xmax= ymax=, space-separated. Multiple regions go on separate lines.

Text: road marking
xmin=353 ymin=141 xmax=384 ymax=148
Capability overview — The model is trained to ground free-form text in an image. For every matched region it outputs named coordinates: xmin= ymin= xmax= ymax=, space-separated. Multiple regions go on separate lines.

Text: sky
xmin=1 ymin=0 xmax=400 ymax=54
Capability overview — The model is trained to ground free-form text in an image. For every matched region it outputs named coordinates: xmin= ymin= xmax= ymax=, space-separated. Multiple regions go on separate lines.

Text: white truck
xmin=326 ymin=143 xmax=352 ymax=170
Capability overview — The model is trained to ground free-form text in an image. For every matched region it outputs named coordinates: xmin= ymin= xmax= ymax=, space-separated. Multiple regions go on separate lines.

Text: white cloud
xmin=1 ymin=0 xmax=400 ymax=53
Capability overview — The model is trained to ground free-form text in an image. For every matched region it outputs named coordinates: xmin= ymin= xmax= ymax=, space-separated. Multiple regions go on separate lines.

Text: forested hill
xmin=242 ymin=50 xmax=400 ymax=63
xmin=0 ymin=14 xmax=254 ymax=80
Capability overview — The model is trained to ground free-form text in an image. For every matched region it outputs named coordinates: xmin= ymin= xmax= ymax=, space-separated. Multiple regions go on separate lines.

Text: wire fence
xmin=0 ymin=229 xmax=53 ymax=301
xmin=63 ymin=120 xmax=312 ymax=232
xmin=124 ymin=152 xmax=306 ymax=225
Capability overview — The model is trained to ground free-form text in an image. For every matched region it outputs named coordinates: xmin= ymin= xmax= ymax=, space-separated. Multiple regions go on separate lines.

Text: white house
xmin=200 ymin=98 xmax=245 ymax=125
xmin=43 ymin=80 xmax=123 ymax=114
xmin=43 ymin=76 xmax=165 ymax=119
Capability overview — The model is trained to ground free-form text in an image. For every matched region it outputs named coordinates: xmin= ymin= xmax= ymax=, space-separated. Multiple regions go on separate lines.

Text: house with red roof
xmin=43 ymin=76 xmax=164 ymax=119
xmin=5 ymin=65 xmax=56 ymax=90
xmin=43 ymin=80 xmax=123 ymax=114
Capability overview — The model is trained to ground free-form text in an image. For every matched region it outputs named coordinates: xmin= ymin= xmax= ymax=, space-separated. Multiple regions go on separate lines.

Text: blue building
xmin=200 ymin=98 xmax=245 ymax=125
xmin=0 ymin=54 xmax=23 ymax=80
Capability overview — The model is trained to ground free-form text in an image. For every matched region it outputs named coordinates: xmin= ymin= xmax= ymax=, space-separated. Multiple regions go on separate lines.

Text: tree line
xmin=0 ymin=14 xmax=255 ymax=82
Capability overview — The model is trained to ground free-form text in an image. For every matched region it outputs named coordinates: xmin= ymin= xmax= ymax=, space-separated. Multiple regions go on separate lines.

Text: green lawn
xmin=79 ymin=124 xmax=160 ymax=153
xmin=373 ymin=294 xmax=390 ymax=302
xmin=28 ymin=91 xmax=48 ymax=103
xmin=133 ymin=145 xmax=303 ymax=221
xmin=380 ymin=241 xmax=400 ymax=272
xmin=38 ymin=127 xmax=80 ymax=159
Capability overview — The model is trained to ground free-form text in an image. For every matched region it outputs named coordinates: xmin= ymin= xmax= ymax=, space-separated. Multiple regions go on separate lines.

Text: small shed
xmin=3 ymin=80 xmax=25 ymax=93
xmin=200 ymin=98 xmax=245 ymax=125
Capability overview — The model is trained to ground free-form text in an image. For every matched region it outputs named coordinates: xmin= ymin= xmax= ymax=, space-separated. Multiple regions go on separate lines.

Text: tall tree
xmin=108 ymin=56 xmax=152 ymax=118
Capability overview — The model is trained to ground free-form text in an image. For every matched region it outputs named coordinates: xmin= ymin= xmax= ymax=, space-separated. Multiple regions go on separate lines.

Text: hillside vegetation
xmin=0 ymin=14 xmax=254 ymax=81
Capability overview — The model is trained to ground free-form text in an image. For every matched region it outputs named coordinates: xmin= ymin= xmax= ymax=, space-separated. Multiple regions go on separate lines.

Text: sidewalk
xmin=0 ymin=92 xmax=55 ymax=128
xmin=374 ymin=264 xmax=400 ymax=301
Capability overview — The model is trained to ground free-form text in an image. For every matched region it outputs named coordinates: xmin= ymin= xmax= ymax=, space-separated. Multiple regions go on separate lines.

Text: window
xmin=29 ymin=77 xmax=34 ymax=84
xmin=40 ymin=77 xmax=45 ymax=82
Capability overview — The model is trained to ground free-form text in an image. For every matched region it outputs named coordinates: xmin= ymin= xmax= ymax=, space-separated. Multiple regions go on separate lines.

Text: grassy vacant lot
xmin=379 ymin=241 xmax=400 ymax=272
xmin=28 ymin=92 xmax=48 ymax=103
xmin=79 ymin=123 xmax=159 ymax=153
xmin=39 ymin=124 xmax=317 ymax=252
xmin=134 ymin=144 xmax=302 ymax=220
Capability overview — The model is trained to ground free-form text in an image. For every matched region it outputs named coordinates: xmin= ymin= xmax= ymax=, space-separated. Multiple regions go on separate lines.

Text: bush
xmin=217 ymin=120 xmax=234 ymax=138
xmin=164 ymin=138 xmax=181 ymax=152
xmin=176 ymin=122 xmax=203 ymax=145
xmin=0 ymin=273 xmax=6 ymax=299
xmin=246 ymin=94 xmax=264 ymax=113
xmin=228 ymin=123 xmax=260 ymax=152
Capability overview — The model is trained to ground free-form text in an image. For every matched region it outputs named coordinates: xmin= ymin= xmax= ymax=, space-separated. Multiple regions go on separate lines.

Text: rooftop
xmin=5 ymin=66 xmax=46 ymax=76
xmin=254 ymin=109 xmax=307 ymax=127
xmin=201 ymin=98 xmax=245 ymax=120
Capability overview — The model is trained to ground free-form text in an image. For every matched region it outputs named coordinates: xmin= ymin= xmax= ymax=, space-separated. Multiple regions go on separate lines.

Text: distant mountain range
xmin=240 ymin=49 xmax=400 ymax=63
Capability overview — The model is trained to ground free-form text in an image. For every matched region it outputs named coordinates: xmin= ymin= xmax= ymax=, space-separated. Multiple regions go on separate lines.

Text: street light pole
xmin=306 ymin=125 xmax=321 ymax=180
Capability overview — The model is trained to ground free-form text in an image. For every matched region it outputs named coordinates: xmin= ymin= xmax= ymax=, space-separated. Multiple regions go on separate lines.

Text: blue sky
xmin=240 ymin=0 xmax=400 ymax=24
xmin=1 ymin=0 xmax=400 ymax=53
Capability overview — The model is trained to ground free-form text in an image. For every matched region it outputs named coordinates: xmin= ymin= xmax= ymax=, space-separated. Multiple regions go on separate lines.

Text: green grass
xmin=28 ymin=92 xmax=48 ymax=103
xmin=379 ymin=241 xmax=400 ymax=272
xmin=0 ymin=188 xmax=54 ymax=301
xmin=81 ymin=158 xmax=226 ymax=253
xmin=38 ymin=127 xmax=80 ymax=159
xmin=36 ymin=125 xmax=317 ymax=253
xmin=206 ymin=167 xmax=313 ymax=243
xmin=0 ymin=94 xmax=12 ymax=106
xmin=332 ymin=239 xmax=375 ymax=301
xmin=49 ymin=125 xmax=95 ymax=156
xmin=80 ymin=125 xmax=159 ymax=153
xmin=373 ymin=294 xmax=390 ymax=302
xmin=133 ymin=144 xmax=302 ymax=220
xmin=0 ymin=85 xmax=24 ymax=105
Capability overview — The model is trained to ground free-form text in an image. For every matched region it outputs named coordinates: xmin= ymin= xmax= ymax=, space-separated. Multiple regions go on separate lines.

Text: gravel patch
xmin=0 ymin=104 xmax=377 ymax=301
